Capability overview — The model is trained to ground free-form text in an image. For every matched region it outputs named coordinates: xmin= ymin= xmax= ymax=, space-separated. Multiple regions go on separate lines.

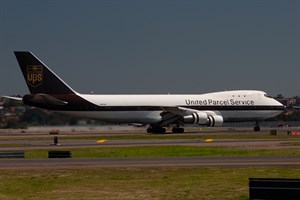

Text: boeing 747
xmin=13 ymin=51 xmax=284 ymax=133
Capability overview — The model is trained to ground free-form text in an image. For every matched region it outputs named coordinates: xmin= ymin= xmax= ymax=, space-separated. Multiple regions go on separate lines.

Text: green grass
xmin=2 ymin=129 xmax=300 ymax=199
xmin=0 ymin=144 xmax=30 ymax=147
xmin=0 ymin=167 xmax=300 ymax=200
xmin=25 ymin=146 xmax=300 ymax=158
xmin=281 ymin=142 xmax=300 ymax=146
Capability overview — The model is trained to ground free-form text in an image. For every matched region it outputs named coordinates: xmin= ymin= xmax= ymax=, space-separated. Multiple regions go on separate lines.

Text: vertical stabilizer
xmin=14 ymin=51 xmax=76 ymax=95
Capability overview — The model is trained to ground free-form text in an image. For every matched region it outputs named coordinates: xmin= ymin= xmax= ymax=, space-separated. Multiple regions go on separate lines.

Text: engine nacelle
xmin=183 ymin=112 xmax=223 ymax=127
xmin=207 ymin=115 xmax=223 ymax=127
xmin=183 ymin=112 xmax=208 ymax=124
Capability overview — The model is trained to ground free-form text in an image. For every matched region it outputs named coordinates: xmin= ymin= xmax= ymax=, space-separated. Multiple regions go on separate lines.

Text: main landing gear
xmin=254 ymin=121 xmax=261 ymax=132
xmin=147 ymin=127 xmax=166 ymax=134
xmin=147 ymin=126 xmax=185 ymax=134
xmin=172 ymin=125 xmax=184 ymax=133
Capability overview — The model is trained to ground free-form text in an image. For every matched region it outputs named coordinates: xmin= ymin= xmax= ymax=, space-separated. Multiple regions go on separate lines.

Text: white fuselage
xmin=58 ymin=90 xmax=284 ymax=124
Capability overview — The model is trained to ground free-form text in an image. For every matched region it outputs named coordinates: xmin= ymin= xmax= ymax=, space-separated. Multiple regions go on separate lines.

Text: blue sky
xmin=0 ymin=0 xmax=299 ymax=97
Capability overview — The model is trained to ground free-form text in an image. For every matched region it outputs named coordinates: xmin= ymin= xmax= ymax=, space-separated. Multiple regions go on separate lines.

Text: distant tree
xmin=5 ymin=119 xmax=27 ymax=129
xmin=4 ymin=99 xmax=23 ymax=107
xmin=275 ymin=94 xmax=284 ymax=99
xmin=47 ymin=113 xmax=71 ymax=125
xmin=21 ymin=108 xmax=49 ymax=125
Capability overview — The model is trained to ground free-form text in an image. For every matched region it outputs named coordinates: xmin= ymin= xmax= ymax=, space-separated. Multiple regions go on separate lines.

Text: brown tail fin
xmin=14 ymin=51 xmax=76 ymax=95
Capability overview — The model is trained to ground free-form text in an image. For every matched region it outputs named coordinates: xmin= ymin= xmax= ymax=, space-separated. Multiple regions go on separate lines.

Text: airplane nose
xmin=274 ymin=99 xmax=285 ymax=111
xmin=283 ymin=105 xmax=287 ymax=110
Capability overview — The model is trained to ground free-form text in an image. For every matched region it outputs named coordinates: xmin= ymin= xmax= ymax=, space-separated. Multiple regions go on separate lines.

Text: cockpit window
xmin=264 ymin=94 xmax=273 ymax=98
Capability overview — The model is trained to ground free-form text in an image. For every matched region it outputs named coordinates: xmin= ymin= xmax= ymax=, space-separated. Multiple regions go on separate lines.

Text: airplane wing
xmin=163 ymin=106 xmax=201 ymax=116
xmin=162 ymin=106 xmax=220 ymax=116
xmin=158 ymin=110 xmax=182 ymax=127
xmin=158 ymin=106 xmax=222 ymax=127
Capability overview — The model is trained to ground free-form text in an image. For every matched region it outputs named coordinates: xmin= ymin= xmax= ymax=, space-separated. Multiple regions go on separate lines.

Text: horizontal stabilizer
xmin=1 ymin=96 xmax=23 ymax=101
xmin=23 ymin=94 xmax=68 ymax=106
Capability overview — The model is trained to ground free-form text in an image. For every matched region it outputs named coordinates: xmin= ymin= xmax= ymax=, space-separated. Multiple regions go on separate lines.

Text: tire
xmin=254 ymin=126 xmax=260 ymax=132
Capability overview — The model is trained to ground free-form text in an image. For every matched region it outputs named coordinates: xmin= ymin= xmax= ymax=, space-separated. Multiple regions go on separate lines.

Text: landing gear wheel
xmin=147 ymin=127 xmax=166 ymax=134
xmin=147 ymin=127 xmax=152 ymax=133
xmin=172 ymin=127 xmax=184 ymax=133
xmin=159 ymin=128 xmax=166 ymax=134
xmin=254 ymin=126 xmax=260 ymax=132
xmin=254 ymin=121 xmax=261 ymax=132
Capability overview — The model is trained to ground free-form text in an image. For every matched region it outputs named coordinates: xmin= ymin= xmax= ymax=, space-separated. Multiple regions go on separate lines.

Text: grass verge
xmin=25 ymin=146 xmax=300 ymax=158
xmin=0 ymin=167 xmax=300 ymax=200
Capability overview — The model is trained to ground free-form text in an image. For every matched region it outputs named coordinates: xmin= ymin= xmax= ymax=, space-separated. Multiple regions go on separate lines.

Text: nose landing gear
xmin=254 ymin=121 xmax=261 ymax=132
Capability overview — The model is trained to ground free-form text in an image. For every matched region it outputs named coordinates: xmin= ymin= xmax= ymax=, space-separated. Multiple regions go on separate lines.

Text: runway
xmin=1 ymin=138 xmax=300 ymax=150
xmin=1 ymin=156 xmax=300 ymax=169
xmin=1 ymin=127 xmax=300 ymax=169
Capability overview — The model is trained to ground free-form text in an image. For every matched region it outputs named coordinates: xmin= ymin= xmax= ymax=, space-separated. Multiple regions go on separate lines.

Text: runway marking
xmin=97 ymin=140 xmax=106 ymax=143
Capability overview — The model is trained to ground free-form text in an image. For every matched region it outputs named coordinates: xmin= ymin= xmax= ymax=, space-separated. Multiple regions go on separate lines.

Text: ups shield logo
xmin=27 ymin=65 xmax=43 ymax=87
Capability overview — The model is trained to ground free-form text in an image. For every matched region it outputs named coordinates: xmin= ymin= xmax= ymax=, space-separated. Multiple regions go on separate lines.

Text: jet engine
xmin=183 ymin=112 xmax=223 ymax=127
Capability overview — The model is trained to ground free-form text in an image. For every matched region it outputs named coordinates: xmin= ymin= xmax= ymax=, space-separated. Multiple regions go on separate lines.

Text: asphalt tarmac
xmin=1 ymin=127 xmax=300 ymax=169
xmin=1 ymin=138 xmax=300 ymax=150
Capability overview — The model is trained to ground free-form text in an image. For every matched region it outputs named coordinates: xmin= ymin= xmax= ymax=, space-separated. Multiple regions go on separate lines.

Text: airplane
xmin=12 ymin=51 xmax=284 ymax=133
